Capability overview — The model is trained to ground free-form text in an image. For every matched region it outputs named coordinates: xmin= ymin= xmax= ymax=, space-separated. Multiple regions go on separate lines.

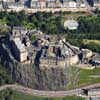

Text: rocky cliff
xmin=0 ymin=36 xmax=70 ymax=90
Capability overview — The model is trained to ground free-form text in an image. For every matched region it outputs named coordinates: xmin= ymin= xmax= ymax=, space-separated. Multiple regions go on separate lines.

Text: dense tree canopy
xmin=0 ymin=11 xmax=100 ymax=35
xmin=0 ymin=11 xmax=100 ymax=52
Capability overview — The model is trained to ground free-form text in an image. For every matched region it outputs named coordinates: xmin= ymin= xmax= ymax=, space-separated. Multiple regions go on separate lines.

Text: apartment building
xmin=1 ymin=0 xmax=100 ymax=9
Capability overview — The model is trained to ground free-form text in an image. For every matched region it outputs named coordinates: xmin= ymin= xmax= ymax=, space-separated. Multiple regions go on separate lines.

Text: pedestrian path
xmin=1 ymin=83 xmax=100 ymax=97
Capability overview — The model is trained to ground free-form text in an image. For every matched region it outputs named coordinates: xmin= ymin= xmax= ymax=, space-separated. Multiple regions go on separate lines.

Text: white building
xmin=46 ymin=0 xmax=56 ymax=8
xmin=80 ymin=3 xmax=86 ymax=8
xmin=39 ymin=0 xmax=46 ymax=8
xmin=69 ymin=1 xmax=77 ymax=8
xmin=0 ymin=0 xmax=2 ymax=9
xmin=63 ymin=0 xmax=69 ymax=8
xmin=31 ymin=0 xmax=39 ymax=8
xmin=94 ymin=0 xmax=100 ymax=8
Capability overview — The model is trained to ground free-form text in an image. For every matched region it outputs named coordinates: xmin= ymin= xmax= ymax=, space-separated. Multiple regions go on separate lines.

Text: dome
xmin=64 ymin=20 xmax=79 ymax=30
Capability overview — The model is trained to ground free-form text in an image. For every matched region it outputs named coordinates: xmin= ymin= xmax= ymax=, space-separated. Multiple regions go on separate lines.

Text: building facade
xmin=93 ymin=0 xmax=100 ymax=7
xmin=38 ymin=0 xmax=46 ymax=8
xmin=1 ymin=0 xmax=100 ymax=9
xmin=24 ymin=0 xmax=31 ymax=8
xmin=31 ymin=0 xmax=39 ymax=8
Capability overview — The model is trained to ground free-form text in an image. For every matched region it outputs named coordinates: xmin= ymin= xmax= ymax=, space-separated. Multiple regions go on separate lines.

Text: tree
xmin=0 ymin=25 xmax=10 ymax=36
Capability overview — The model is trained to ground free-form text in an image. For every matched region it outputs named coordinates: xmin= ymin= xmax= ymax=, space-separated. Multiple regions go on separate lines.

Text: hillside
xmin=0 ymin=88 xmax=86 ymax=100
xmin=0 ymin=36 xmax=69 ymax=90
xmin=0 ymin=64 xmax=14 ymax=85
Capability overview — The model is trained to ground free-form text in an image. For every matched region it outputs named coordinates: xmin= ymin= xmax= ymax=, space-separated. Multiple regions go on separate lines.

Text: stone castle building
xmin=10 ymin=27 xmax=28 ymax=62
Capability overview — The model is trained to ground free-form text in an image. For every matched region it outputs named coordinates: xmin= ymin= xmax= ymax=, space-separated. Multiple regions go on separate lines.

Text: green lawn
xmin=67 ymin=67 xmax=100 ymax=90
xmin=79 ymin=68 xmax=100 ymax=87
xmin=82 ymin=39 xmax=100 ymax=52
xmin=83 ymin=39 xmax=100 ymax=45
xmin=0 ymin=19 xmax=7 ymax=25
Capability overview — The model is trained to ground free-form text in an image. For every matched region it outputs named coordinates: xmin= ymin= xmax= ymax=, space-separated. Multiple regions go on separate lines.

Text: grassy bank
xmin=0 ymin=89 xmax=86 ymax=100
xmin=79 ymin=68 xmax=100 ymax=87
xmin=0 ymin=64 xmax=14 ymax=85
xmin=67 ymin=67 xmax=100 ymax=90
xmin=13 ymin=91 xmax=86 ymax=100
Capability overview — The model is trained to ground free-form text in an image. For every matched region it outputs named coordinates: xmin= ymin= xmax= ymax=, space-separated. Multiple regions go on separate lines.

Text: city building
xmin=1 ymin=0 xmax=100 ymax=9
xmin=63 ymin=0 xmax=69 ymax=8
xmin=0 ymin=0 xmax=3 ymax=9
xmin=69 ymin=1 xmax=77 ymax=8
xmin=39 ymin=0 xmax=46 ymax=8
xmin=47 ymin=0 xmax=56 ymax=8
xmin=80 ymin=3 xmax=86 ymax=8
xmin=87 ymin=0 xmax=94 ymax=6
xmin=31 ymin=0 xmax=39 ymax=8
xmin=24 ymin=0 xmax=31 ymax=8
xmin=94 ymin=0 xmax=100 ymax=8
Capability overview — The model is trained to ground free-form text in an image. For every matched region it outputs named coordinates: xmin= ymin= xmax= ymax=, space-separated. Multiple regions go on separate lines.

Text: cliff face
xmin=0 ymin=37 xmax=69 ymax=90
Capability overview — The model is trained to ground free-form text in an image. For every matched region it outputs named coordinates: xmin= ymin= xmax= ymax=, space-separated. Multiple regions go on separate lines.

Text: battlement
xmin=40 ymin=57 xmax=66 ymax=69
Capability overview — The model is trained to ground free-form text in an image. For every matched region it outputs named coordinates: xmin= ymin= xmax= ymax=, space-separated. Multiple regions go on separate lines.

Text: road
xmin=0 ymin=7 xmax=93 ymax=14
xmin=1 ymin=83 xmax=100 ymax=97
xmin=91 ymin=97 xmax=100 ymax=100
xmin=0 ymin=84 xmax=80 ymax=97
